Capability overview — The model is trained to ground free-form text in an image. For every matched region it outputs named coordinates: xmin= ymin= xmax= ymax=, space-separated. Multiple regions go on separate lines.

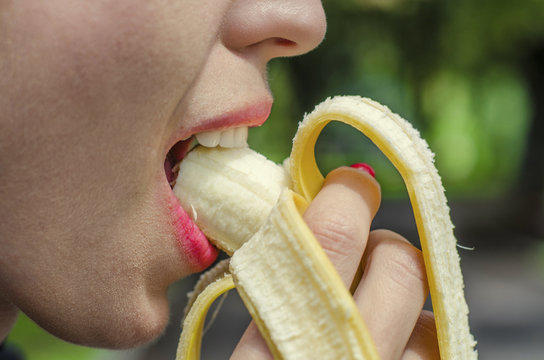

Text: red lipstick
xmin=167 ymin=192 xmax=218 ymax=271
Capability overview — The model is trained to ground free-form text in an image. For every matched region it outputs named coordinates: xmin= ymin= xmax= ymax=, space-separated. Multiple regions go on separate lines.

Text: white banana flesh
xmin=174 ymin=96 xmax=477 ymax=359
xmin=173 ymin=146 xmax=291 ymax=254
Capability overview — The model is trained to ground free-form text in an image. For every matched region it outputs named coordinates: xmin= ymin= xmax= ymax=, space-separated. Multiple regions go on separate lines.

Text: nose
xmin=222 ymin=0 xmax=327 ymax=61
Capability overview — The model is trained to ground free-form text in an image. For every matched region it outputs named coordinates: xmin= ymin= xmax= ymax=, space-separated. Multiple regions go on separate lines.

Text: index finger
xmin=302 ymin=165 xmax=381 ymax=287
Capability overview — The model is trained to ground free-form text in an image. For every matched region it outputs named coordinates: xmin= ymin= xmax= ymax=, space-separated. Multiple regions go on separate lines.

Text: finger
xmin=302 ymin=166 xmax=381 ymax=286
xmin=230 ymin=322 xmax=272 ymax=360
xmin=353 ymin=229 xmax=429 ymax=360
xmin=402 ymin=310 xmax=440 ymax=360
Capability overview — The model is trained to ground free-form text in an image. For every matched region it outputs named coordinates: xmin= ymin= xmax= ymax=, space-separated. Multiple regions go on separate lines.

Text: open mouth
xmin=164 ymin=137 xmax=195 ymax=188
xmin=164 ymin=126 xmax=250 ymax=188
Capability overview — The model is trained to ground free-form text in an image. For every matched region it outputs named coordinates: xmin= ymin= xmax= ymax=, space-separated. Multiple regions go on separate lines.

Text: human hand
xmin=231 ymin=166 xmax=440 ymax=360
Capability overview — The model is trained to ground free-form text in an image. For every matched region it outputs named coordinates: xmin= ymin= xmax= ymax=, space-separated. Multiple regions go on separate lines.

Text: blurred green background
xmin=253 ymin=0 xmax=542 ymax=199
xmin=6 ymin=0 xmax=544 ymax=358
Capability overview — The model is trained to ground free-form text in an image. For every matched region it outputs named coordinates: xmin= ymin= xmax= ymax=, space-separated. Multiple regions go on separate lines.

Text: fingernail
xmin=349 ymin=163 xmax=376 ymax=178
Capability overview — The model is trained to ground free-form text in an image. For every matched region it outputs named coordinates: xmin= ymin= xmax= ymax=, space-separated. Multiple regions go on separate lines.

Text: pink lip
xmin=165 ymin=100 xmax=273 ymax=270
xmin=166 ymin=192 xmax=218 ymax=271
xmin=191 ymin=101 xmax=272 ymax=133
xmin=168 ymin=100 xmax=272 ymax=147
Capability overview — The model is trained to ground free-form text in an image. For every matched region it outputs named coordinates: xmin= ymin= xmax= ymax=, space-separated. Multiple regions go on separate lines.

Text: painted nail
xmin=349 ymin=163 xmax=376 ymax=178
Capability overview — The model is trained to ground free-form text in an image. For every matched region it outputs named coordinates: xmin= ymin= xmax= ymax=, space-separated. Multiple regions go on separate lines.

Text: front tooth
xmin=197 ymin=127 xmax=249 ymax=148
xmin=233 ymin=126 xmax=249 ymax=147
xmin=220 ymin=127 xmax=248 ymax=148
xmin=219 ymin=128 xmax=236 ymax=148
xmin=196 ymin=130 xmax=221 ymax=147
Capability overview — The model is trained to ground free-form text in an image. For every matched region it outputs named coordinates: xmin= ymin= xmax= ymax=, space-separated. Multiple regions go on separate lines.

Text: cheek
xmin=0 ymin=177 xmax=195 ymax=348
xmin=0 ymin=1 xmax=229 ymax=347
xmin=2 ymin=1 xmax=218 ymax=125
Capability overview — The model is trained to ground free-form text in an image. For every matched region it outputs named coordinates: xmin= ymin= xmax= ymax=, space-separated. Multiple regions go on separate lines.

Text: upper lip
xmin=191 ymin=100 xmax=272 ymax=134
xmin=166 ymin=99 xmax=273 ymax=152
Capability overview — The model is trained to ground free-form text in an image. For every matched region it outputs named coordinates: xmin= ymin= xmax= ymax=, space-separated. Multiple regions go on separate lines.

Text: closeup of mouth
xmin=162 ymin=101 xmax=271 ymax=269
xmin=164 ymin=126 xmax=250 ymax=188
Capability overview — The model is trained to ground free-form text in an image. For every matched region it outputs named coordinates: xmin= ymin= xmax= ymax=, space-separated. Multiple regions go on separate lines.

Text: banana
xmin=173 ymin=146 xmax=291 ymax=255
xmin=174 ymin=96 xmax=477 ymax=359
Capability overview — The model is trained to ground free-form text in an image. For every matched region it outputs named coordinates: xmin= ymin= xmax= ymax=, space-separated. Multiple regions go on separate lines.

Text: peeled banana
xmin=173 ymin=96 xmax=477 ymax=359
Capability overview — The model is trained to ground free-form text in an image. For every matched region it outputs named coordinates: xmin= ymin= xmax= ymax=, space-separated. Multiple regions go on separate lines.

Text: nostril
xmin=274 ymin=37 xmax=296 ymax=47
xmin=221 ymin=0 xmax=326 ymax=59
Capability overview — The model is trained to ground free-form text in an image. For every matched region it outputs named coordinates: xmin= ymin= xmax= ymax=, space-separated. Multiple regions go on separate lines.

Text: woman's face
xmin=0 ymin=0 xmax=325 ymax=347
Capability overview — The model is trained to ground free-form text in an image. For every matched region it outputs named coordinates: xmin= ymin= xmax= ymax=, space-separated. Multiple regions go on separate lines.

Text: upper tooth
xmin=233 ymin=126 xmax=248 ymax=147
xmin=219 ymin=128 xmax=235 ymax=147
xmin=196 ymin=127 xmax=248 ymax=148
xmin=196 ymin=130 xmax=221 ymax=147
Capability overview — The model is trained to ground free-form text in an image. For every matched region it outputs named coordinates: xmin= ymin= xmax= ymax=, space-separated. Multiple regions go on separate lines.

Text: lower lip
xmin=166 ymin=191 xmax=218 ymax=270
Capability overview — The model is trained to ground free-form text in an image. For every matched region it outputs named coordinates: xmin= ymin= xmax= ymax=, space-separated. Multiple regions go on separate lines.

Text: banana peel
xmin=174 ymin=96 xmax=477 ymax=359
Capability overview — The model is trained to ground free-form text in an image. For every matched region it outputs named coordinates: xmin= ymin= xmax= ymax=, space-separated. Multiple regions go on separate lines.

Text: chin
xmin=98 ymin=308 xmax=170 ymax=349
xmin=37 ymin=292 xmax=172 ymax=349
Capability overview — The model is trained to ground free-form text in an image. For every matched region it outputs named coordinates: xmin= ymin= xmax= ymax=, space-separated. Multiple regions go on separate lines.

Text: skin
xmin=0 ymin=1 xmax=438 ymax=357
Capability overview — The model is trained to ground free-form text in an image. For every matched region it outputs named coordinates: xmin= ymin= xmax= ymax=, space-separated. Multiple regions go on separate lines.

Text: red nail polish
xmin=350 ymin=163 xmax=376 ymax=178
